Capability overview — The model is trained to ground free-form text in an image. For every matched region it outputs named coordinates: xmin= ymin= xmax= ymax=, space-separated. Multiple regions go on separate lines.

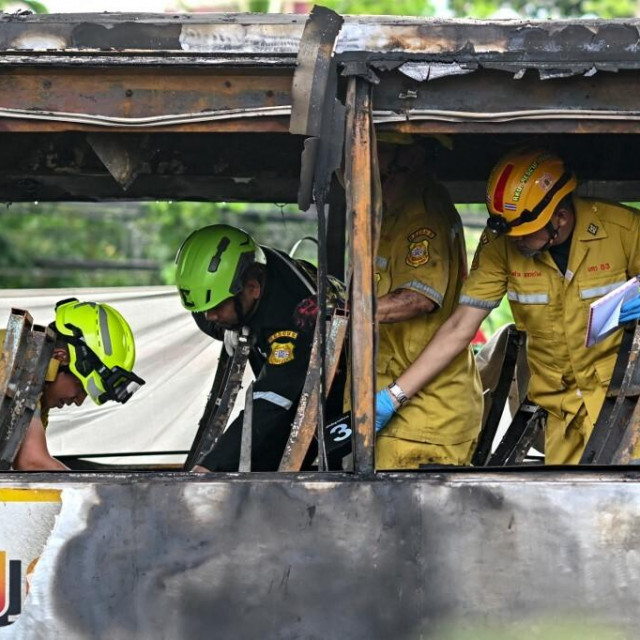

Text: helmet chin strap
xmin=538 ymin=220 xmax=560 ymax=253
xmin=233 ymin=295 xmax=259 ymax=327
xmin=517 ymin=220 xmax=559 ymax=258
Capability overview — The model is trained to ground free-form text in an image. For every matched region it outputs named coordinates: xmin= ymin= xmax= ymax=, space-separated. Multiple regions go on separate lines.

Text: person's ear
xmin=52 ymin=346 xmax=70 ymax=365
xmin=245 ymin=279 xmax=262 ymax=301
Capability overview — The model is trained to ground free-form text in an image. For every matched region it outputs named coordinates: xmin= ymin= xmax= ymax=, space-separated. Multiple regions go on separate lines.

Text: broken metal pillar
xmin=183 ymin=327 xmax=252 ymax=471
xmin=345 ymin=76 xmax=376 ymax=475
xmin=0 ymin=309 xmax=55 ymax=470
xmin=238 ymin=382 xmax=254 ymax=473
xmin=581 ymin=322 xmax=640 ymax=464
xmin=487 ymin=401 xmax=546 ymax=466
xmin=472 ymin=326 xmax=524 ymax=466
xmin=279 ymin=310 xmax=349 ymax=472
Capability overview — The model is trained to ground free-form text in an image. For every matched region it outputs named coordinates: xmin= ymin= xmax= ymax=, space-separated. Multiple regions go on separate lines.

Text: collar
xmin=573 ymin=195 xmax=609 ymax=243
xmin=383 ymin=181 xmax=423 ymax=217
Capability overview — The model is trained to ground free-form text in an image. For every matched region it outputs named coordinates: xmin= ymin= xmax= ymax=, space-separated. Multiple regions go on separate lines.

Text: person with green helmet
xmin=2 ymin=298 xmax=144 ymax=471
xmin=175 ymin=224 xmax=345 ymax=471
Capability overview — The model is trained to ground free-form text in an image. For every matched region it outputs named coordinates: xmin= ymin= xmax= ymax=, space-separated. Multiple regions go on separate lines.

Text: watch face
xmin=389 ymin=383 xmax=408 ymax=406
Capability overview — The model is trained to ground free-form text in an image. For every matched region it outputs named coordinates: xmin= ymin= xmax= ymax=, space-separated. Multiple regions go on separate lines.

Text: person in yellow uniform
xmin=376 ymin=147 xmax=640 ymax=464
xmin=373 ymin=140 xmax=483 ymax=469
xmin=0 ymin=298 xmax=144 ymax=470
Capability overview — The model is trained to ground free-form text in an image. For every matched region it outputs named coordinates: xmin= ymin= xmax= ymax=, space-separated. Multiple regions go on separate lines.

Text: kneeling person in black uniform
xmin=175 ymin=224 xmax=345 ymax=471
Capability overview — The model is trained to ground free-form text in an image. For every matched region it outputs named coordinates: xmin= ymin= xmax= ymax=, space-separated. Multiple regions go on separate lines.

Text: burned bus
xmin=1 ymin=7 xmax=640 ymax=638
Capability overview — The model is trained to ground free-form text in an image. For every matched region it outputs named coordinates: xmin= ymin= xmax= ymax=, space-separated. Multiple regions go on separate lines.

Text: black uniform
xmin=195 ymin=248 xmax=345 ymax=471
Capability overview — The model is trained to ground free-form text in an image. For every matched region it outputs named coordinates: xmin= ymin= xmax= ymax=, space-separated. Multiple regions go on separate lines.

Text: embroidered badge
xmin=587 ymin=223 xmax=598 ymax=236
xmin=268 ymin=341 xmax=295 ymax=365
xmin=405 ymin=228 xmax=435 ymax=267
xmin=480 ymin=232 xmax=490 ymax=245
xmin=406 ymin=240 xmax=429 ymax=267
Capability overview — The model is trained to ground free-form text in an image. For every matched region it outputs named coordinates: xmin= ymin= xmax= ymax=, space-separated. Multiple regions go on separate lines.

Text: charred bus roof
xmin=1 ymin=11 xmax=640 ymax=203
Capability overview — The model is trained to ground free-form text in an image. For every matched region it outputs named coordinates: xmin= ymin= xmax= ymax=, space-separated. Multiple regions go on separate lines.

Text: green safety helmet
xmin=54 ymin=298 xmax=145 ymax=406
xmin=175 ymin=224 xmax=266 ymax=313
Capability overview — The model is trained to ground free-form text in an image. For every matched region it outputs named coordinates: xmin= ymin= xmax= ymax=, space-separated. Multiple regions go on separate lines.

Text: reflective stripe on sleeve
xmin=507 ymin=291 xmax=549 ymax=304
xmin=376 ymin=256 xmax=389 ymax=270
xmin=253 ymin=391 xmax=293 ymax=410
xmin=579 ymin=280 xmax=627 ymax=300
xmin=399 ymin=281 xmax=444 ymax=306
xmin=459 ymin=294 xmax=501 ymax=310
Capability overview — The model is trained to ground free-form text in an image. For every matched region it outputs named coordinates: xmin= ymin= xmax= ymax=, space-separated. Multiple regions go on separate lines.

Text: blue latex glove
xmin=620 ymin=297 xmax=640 ymax=324
xmin=375 ymin=387 xmax=396 ymax=433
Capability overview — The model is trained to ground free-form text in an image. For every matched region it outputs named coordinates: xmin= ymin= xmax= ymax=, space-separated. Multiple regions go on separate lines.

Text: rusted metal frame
xmin=0 ymin=325 xmax=54 ymax=470
xmin=381 ymin=121 xmax=640 ymax=135
xmin=0 ymin=67 xmax=294 ymax=123
xmin=239 ymin=382 xmax=254 ymax=473
xmin=290 ymin=5 xmax=344 ymax=211
xmin=289 ymin=5 xmax=345 ymax=471
xmin=0 ymin=311 xmax=54 ymax=470
xmin=487 ymin=401 xmax=547 ymax=467
xmin=183 ymin=347 xmax=230 ymax=471
xmin=345 ymin=76 xmax=376 ymax=475
xmin=472 ymin=326 xmax=524 ymax=466
xmin=581 ymin=322 xmax=640 ymax=464
xmin=183 ymin=328 xmax=251 ymax=471
xmin=0 ymin=54 xmax=298 ymax=67
xmin=0 ymin=118 xmax=292 ymax=134
xmin=279 ymin=310 xmax=349 ymax=472
xmin=0 ymin=309 xmax=32 ymax=427
xmin=87 ymin=134 xmax=155 ymax=190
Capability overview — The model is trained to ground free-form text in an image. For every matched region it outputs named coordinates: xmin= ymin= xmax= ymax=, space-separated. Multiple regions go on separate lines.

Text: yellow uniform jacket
xmin=377 ymin=178 xmax=483 ymax=445
xmin=461 ymin=196 xmax=640 ymax=432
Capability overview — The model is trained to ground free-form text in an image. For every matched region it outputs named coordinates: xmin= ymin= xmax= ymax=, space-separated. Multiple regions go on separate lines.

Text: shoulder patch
xmin=268 ymin=330 xmax=298 ymax=343
xmin=471 ymin=233 xmax=491 ymax=271
xmin=582 ymin=198 xmax=638 ymax=231
xmin=408 ymin=227 xmax=436 ymax=242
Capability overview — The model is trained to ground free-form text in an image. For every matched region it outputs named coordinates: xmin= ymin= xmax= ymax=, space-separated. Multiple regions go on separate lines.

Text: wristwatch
xmin=387 ymin=381 xmax=409 ymax=407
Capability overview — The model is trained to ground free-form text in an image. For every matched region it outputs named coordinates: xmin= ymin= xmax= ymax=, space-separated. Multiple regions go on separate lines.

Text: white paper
xmin=586 ymin=276 xmax=640 ymax=347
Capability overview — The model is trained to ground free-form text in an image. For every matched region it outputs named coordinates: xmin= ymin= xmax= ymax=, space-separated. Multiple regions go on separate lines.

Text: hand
xmin=620 ymin=298 xmax=640 ymax=324
xmin=375 ymin=387 xmax=396 ymax=433
xmin=223 ymin=329 xmax=239 ymax=356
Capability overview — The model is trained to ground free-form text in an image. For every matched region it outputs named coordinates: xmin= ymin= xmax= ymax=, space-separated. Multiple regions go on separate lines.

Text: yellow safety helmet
xmin=486 ymin=148 xmax=577 ymax=236
xmin=54 ymin=298 xmax=145 ymax=405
